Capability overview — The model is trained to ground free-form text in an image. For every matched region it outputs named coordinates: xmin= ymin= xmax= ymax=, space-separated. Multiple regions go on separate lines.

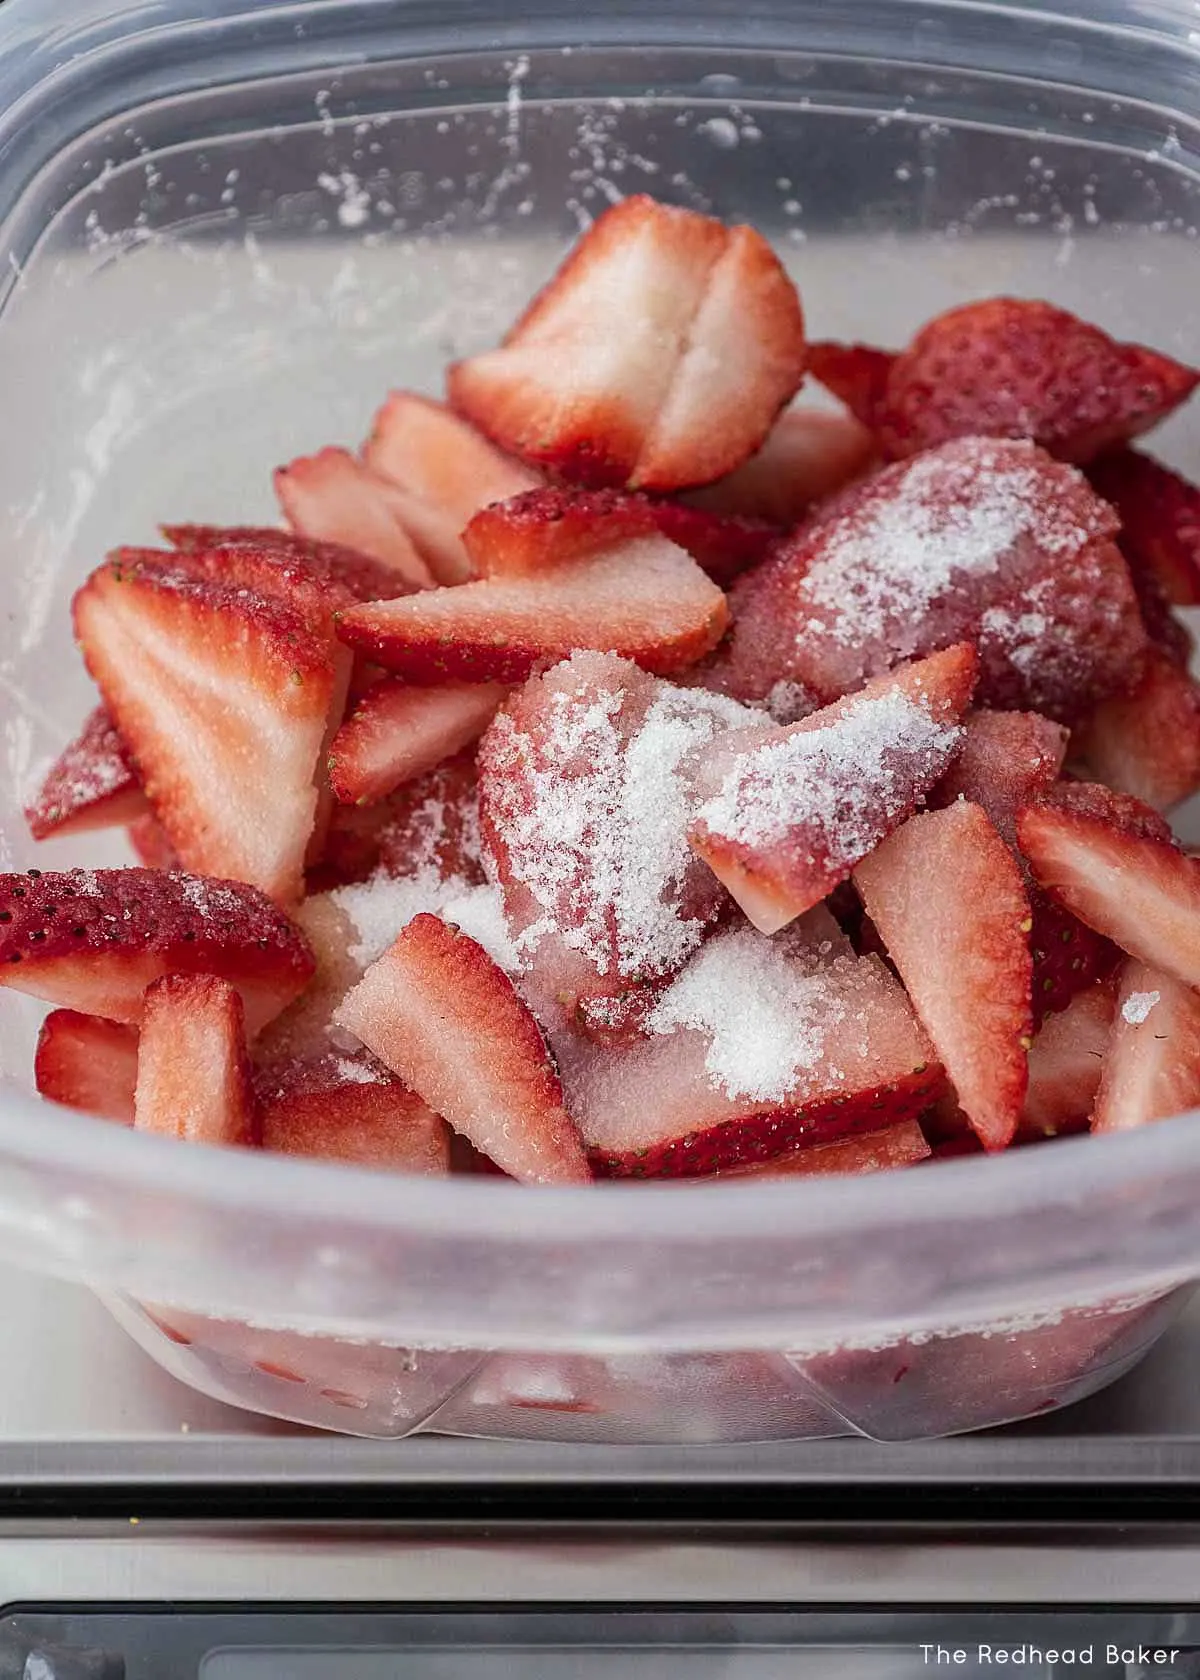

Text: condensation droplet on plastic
xmin=700 ymin=117 xmax=739 ymax=150
xmin=699 ymin=73 xmax=742 ymax=97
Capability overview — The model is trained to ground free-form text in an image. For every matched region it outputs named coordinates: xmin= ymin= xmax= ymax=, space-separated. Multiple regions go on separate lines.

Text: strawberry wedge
xmin=1018 ymin=782 xmax=1200 ymax=991
xmin=337 ymin=914 xmax=590 ymax=1184
xmin=35 ymin=1009 xmax=139 ymax=1123
xmin=363 ymin=391 xmax=540 ymax=528
xmin=685 ymin=406 xmax=877 ymax=526
xmin=1092 ymin=961 xmax=1200 ymax=1134
xmin=689 ymin=644 xmax=977 ymax=933
xmin=25 ymin=705 xmax=149 ymax=842
xmin=0 ymin=868 xmax=314 ymax=1031
xmin=328 ymin=678 xmax=507 ymax=806
xmin=1074 ymin=651 xmax=1200 ymax=813
xmin=161 ymin=523 xmax=418 ymax=605
xmin=929 ymin=707 xmax=1067 ymax=847
xmin=806 ymin=341 xmax=898 ymax=429
xmin=257 ymin=1050 xmax=450 ymax=1175
xmin=1021 ymin=982 xmax=1114 ymax=1140
xmin=854 ymin=801 xmax=1033 ymax=1151
xmin=1086 ymin=447 xmax=1200 ymax=607
xmin=275 ymin=447 xmax=439 ymax=588
xmin=135 ymin=973 xmax=257 ymax=1147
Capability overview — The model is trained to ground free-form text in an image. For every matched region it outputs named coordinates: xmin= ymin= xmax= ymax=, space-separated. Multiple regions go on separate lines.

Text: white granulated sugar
xmin=698 ymin=689 xmax=960 ymax=865
xmin=72 ymin=869 xmax=101 ymax=897
xmin=333 ymin=1056 xmax=388 ymax=1086
xmin=440 ymin=880 xmax=521 ymax=974
xmin=763 ymin=679 xmax=816 ymax=724
xmin=1122 ymin=990 xmax=1161 ymax=1025
xmin=332 ymin=871 xmax=516 ymax=974
xmin=646 ymin=927 xmax=844 ymax=1102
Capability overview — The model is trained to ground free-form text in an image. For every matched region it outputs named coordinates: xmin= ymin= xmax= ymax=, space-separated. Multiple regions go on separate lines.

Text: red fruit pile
xmin=10 ymin=194 xmax=1200 ymax=1183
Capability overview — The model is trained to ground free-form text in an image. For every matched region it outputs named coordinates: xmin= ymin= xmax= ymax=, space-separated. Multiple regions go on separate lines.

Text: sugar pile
xmin=1121 ymin=990 xmax=1161 ymax=1026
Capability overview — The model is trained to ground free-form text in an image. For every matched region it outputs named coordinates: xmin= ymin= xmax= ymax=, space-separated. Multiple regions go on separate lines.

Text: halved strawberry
xmin=806 ymin=341 xmax=897 ymax=429
xmin=930 ymin=707 xmax=1068 ymax=846
xmin=160 ymin=523 xmax=417 ymax=604
xmin=336 ymin=526 xmax=728 ymax=683
xmin=1018 ymin=781 xmax=1200 ymax=989
xmin=336 ymin=912 xmax=590 ymax=1184
xmin=74 ymin=551 xmax=340 ymax=903
xmin=1086 ymin=446 xmax=1200 ymax=607
xmin=448 ymin=195 xmax=806 ymax=491
xmin=126 ymin=812 xmax=179 ymax=871
xmin=713 ymin=436 xmax=1144 ymax=723
xmin=1092 ymin=960 xmax=1200 ymax=1134
xmin=1027 ymin=888 xmax=1120 ymax=1026
xmin=135 ymin=973 xmax=257 ymax=1148
xmin=34 ymin=1009 xmax=139 ymax=1123
xmin=328 ymin=678 xmax=507 ymax=806
xmin=256 ymin=1050 xmax=450 ymax=1174
xmin=685 ymin=406 xmax=878 ymax=526
xmin=25 ymin=705 xmax=149 ymax=842
xmin=1074 ymin=650 xmax=1200 ymax=812
xmin=853 ymin=801 xmax=1032 ymax=1151
xmin=688 ymin=644 xmax=977 ymax=933
xmin=275 ymin=447 xmax=439 ymax=588
xmin=1020 ymin=982 xmax=1114 ymax=1140
xmin=874 ymin=299 xmax=1199 ymax=463
xmin=0 ymin=868 xmax=314 ymax=1031
xmin=719 ymin=1119 xmax=931 ymax=1178
xmin=362 ymin=391 xmax=540 ymax=528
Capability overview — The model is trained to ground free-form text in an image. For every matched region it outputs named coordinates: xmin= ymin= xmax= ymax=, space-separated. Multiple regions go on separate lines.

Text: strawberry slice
xmin=256 ymin=1050 xmax=450 ymax=1175
xmin=874 ymin=298 xmax=1199 ymax=463
xmin=126 ymin=812 xmax=179 ymax=871
xmin=34 ymin=1009 xmax=139 ymax=1123
xmin=160 ymin=523 xmax=417 ymax=604
xmin=135 ymin=973 xmax=257 ymax=1148
xmin=0 ymin=868 xmax=314 ymax=1031
xmin=336 ymin=913 xmax=591 ymax=1184
xmin=336 ymin=523 xmax=729 ymax=683
xmin=557 ymin=914 xmax=940 ymax=1178
xmin=362 ymin=391 xmax=540 ymax=528
xmin=1018 ymin=781 xmax=1200 ymax=989
xmin=328 ymin=677 xmax=507 ymax=806
xmin=25 ymin=705 xmax=149 ymax=842
xmin=929 ymin=707 xmax=1067 ymax=846
xmin=1092 ymin=961 xmax=1200 ymax=1134
xmin=1027 ymin=888 xmax=1120 ymax=1026
xmin=448 ymin=195 xmax=806 ymax=491
xmin=1074 ymin=650 xmax=1200 ymax=812
xmin=74 ymin=551 xmax=340 ymax=903
xmin=714 ymin=436 xmax=1144 ymax=723
xmin=685 ymin=406 xmax=877 ymax=526
xmin=1021 ymin=981 xmax=1114 ymax=1140
xmin=275 ymin=447 xmax=438 ymax=588
xmin=688 ymin=644 xmax=977 ymax=934
xmin=720 ymin=1119 xmax=931 ymax=1178
xmin=854 ymin=801 xmax=1033 ymax=1151
xmin=1086 ymin=447 xmax=1200 ymax=607
xmin=806 ymin=341 xmax=897 ymax=429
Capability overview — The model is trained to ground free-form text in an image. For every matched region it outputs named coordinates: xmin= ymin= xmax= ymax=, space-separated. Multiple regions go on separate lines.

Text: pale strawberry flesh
xmin=25 ymin=706 xmax=149 ymax=842
xmin=685 ymin=406 xmax=877 ymax=526
xmin=328 ymin=678 xmax=507 ymax=806
xmin=256 ymin=1049 xmax=450 ymax=1174
xmin=1092 ymin=960 xmax=1200 ymax=1134
xmin=135 ymin=973 xmax=257 ymax=1147
xmin=1074 ymin=651 xmax=1200 ymax=813
xmin=1020 ymin=982 xmax=1114 ymax=1140
xmin=274 ymin=447 xmax=436 ymax=588
xmin=363 ymin=391 xmax=540 ymax=529
xmin=34 ymin=1009 xmax=139 ymax=1124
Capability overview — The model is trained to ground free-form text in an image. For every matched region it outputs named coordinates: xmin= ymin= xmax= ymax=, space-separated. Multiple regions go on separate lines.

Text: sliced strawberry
xmin=1074 ymin=650 xmax=1200 ymax=812
xmin=1018 ymin=781 xmax=1200 ymax=988
xmin=34 ymin=1009 xmax=139 ymax=1123
xmin=256 ymin=1049 xmax=450 ymax=1174
xmin=336 ymin=526 xmax=728 ymax=683
xmin=720 ymin=1119 xmax=931 ymax=1178
xmin=714 ymin=437 xmax=1143 ymax=723
xmin=685 ymin=406 xmax=878 ymax=526
xmin=275 ymin=447 xmax=438 ymax=588
xmin=1092 ymin=960 xmax=1200 ymax=1134
xmin=1086 ymin=447 xmax=1200 ymax=606
xmin=0 ymin=868 xmax=314 ymax=1031
xmin=557 ymin=916 xmax=940 ymax=1178
xmin=462 ymin=486 xmax=657 ymax=577
xmin=336 ymin=912 xmax=590 ymax=1184
xmin=806 ymin=341 xmax=897 ymax=429
xmin=1021 ymin=982 xmax=1114 ymax=1140
xmin=637 ymin=501 xmax=778 ymax=586
xmin=126 ymin=812 xmax=179 ymax=871
xmin=328 ymin=677 xmax=506 ymax=806
xmin=74 ymin=551 xmax=340 ymax=903
xmin=135 ymin=973 xmax=257 ymax=1147
xmin=362 ymin=391 xmax=540 ymax=528
xmin=930 ymin=707 xmax=1068 ymax=846
xmin=375 ymin=752 xmax=485 ymax=885
xmin=1027 ymin=888 xmax=1120 ymax=1026
xmin=688 ymin=644 xmax=977 ymax=933
xmin=448 ymin=196 xmax=806 ymax=491
xmin=875 ymin=298 xmax=1199 ymax=463
xmin=25 ymin=705 xmax=149 ymax=842
xmin=854 ymin=801 xmax=1032 ymax=1151
xmin=1130 ymin=564 xmax=1194 ymax=670
xmin=160 ymin=523 xmax=417 ymax=604
xmin=573 ymin=983 xmax=661 ymax=1048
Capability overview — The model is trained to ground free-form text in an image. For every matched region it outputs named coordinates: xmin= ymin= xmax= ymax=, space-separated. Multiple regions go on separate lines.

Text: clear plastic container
xmin=1 ymin=0 xmax=1200 ymax=1442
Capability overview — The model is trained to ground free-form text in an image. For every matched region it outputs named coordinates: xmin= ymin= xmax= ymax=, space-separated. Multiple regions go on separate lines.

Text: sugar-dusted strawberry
xmin=34 ymin=1009 xmax=139 ymax=1123
xmin=25 ymin=705 xmax=149 ymax=842
xmin=1020 ymin=982 xmax=1114 ymax=1140
xmin=462 ymin=486 xmax=657 ymax=577
xmin=688 ymin=645 xmax=976 ymax=934
xmin=930 ymin=707 xmax=1067 ymax=846
xmin=685 ymin=406 xmax=878 ymax=526
xmin=1092 ymin=960 xmax=1200 ymax=1134
xmin=719 ymin=1118 xmax=931 ymax=1178
xmin=875 ymin=298 xmax=1199 ymax=463
xmin=328 ymin=677 xmax=507 ymax=807
xmin=713 ymin=437 xmax=1144 ymax=723
xmin=362 ymin=391 xmax=540 ymax=529
xmin=1087 ymin=447 xmax=1200 ymax=607
xmin=448 ymin=196 xmax=806 ymax=491
xmin=275 ymin=447 xmax=440 ymax=588
xmin=1018 ymin=781 xmax=1200 ymax=989
xmin=256 ymin=1049 xmax=450 ymax=1175
xmin=639 ymin=501 xmax=778 ymax=587
xmin=0 ymin=868 xmax=313 ymax=1031
xmin=336 ymin=524 xmax=728 ymax=683
xmin=375 ymin=751 xmax=485 ymax=885
xmin=1027 ymin=888 xmax=1119 ymax=1026
xmin=556 ymin=913 xmax=940 ymax=1178
xmin=573 ymin=984 xmax=660 ymax=1049
xmin=135 ymin=973 xmax=257 ymax=1148
xmin=854 ymin=801 xmax=1032 ymax=1151
xmin=806 ymin=341 xmax=897 ymax=429
xmin=336 ymin=913 xmax=590 ymax=1184
xmin=160 ymin=523 xmax=418 ymax=604
xmin=74 ymin=551 xmax=340 ymax=903
xmin=1074 ymin=651 xmax=1200 ymax=813
xmin=126 ymin=812 xmax=179 ymax=871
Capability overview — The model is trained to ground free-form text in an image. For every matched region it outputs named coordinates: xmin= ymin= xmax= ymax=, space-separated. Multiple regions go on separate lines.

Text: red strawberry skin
xmin=34 ymin=1009 xmax=139 ymax=1123
xmin=328 ymin=678 xmax=506 ymax=807
xmin=135 ymin=973 xmax=257 ymax=1148
xmin=807 ymin=341 xmax=897 ymax=428
xmin=1092 ymin=960 xmax=1200 ymax=1134
xmin=643 ymin=500 xmax=779 ymax=586
xmin=256 ymin=1050 xmax=450 ymax=1175
xmin=1074 ymin=650 xmax=1200 ymax=813
xmin=1086 ymin=448 xmax=1200 ymax=607
xmin=25 ymin=706 xmax=149 ymax=842
xmin=1027 ymin=888 xmax=1120 ymax=1027
xmin=718 ymin=1118 xmax=931 ymax=1178
xmin=0 ymin=868 xmax=314 ymax=1031
xmin=161 ymin=523 xmax=417 ymax=604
